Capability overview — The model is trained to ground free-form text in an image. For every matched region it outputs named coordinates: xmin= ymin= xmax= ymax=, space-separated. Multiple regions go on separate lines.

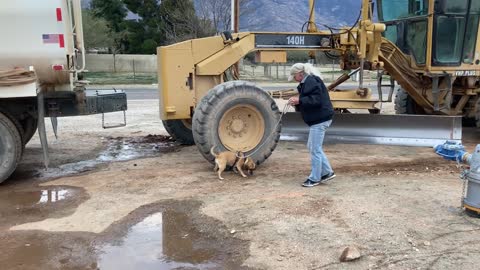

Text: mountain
xmin=81 ymin=0 xmax=365 ymax=32
xmin=236 ymin=0 xmax=362 ymax=32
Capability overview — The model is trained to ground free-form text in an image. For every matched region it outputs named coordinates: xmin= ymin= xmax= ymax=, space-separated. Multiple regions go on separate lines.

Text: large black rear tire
xmin=21 ymin=115 xmax=37 ymax=145
xmin=394 ymin=88 xmax=425 ymax=114
xmin=162 ymin=119 xmax=195 ymax=145
xmin=0 ymin=112 xmax=23 ymax=184
xmin=192 ymin=81 xmax=281 ymax=164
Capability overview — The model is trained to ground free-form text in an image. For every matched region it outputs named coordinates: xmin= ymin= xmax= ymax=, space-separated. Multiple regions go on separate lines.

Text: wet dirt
xmin=34 ymin=135 xmax=181 ymax=180
xmin=98 ymin=134 xmax=179 ymax=162
xmin=334 ymin=158 xmax=456 ymax=176
xmin=3 ymin=100 xmax=480 ymax=270
xmin=0 ymin=200 xmax=251 ymax=270
xmin=0 ymin=230 xmax=98 ymax=270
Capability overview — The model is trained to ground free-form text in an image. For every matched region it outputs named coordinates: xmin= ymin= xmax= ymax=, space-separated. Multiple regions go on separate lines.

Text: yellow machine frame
xmin=158 ymin=0 xmax=480 ymax=121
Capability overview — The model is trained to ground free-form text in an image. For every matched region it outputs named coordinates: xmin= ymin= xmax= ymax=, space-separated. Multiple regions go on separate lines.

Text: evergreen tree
xmin=91 ymin=0 xmax=128 ymax=53
xmin=82 ymin=9 xmax=115 ymax=52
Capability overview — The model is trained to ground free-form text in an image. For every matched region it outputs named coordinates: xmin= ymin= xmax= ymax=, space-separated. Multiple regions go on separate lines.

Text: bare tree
xmin=196 ymin=0 xmax=257 ymax=32
xmin=197 ymin=0 xmax=231 ymax=32
xmin=161 ymin=0 xmax=216 ymax=44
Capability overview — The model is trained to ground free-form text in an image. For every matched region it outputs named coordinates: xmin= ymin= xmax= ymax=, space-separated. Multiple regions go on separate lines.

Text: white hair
xmin=289 ymin=63 xmax=323 ymax=81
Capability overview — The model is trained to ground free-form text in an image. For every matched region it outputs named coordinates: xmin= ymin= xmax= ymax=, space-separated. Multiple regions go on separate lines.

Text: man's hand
xmin=288 ymin=96 xmax=300 ymax=105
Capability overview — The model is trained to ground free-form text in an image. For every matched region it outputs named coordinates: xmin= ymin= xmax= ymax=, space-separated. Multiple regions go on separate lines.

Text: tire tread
xmin=192 ymin=81 xmax=281 ymax=165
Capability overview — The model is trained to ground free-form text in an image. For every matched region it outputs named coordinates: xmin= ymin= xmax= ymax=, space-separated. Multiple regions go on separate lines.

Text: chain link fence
xmin=239 ymin=60 xmax=378 ymax=83
xmin=83 ymin=54 xmax=378 ymax=84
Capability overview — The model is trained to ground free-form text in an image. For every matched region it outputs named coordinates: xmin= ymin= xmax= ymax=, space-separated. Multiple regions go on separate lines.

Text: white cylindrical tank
xmin=0 ymin=0 xmax=78 ymax=87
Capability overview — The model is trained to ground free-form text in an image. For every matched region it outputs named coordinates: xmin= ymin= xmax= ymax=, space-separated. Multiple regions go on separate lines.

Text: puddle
xmin=0 ymin=187 xmax=76 ymax=209
xmin=0 ymin=201 xmax=250 ymax=269
xmin=39 ymin=135 xmax=179 ymax=179
xmin=0 ymin=186 xmax=87 ymax=229
xmin=98 ymin=135 xmax=178 ymax=162
xmin=96 ymin=211 xmax=220 ymax=270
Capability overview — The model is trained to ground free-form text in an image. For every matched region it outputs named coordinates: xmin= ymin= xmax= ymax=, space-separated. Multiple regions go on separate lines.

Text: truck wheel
xmin=162 ymin=119 xmax=194 ymax=145
xmin=0 ymin=112 xmax=23 ymax=183
xmin=0 ymin=109 xmax=25 ymax=154
xmin=192 ymin=81 xmax=281 ymax=164
xmin=394 ymin=88 xmax=425 ymax=114
xmin=21 ymin=116 xmax=37 ymax=145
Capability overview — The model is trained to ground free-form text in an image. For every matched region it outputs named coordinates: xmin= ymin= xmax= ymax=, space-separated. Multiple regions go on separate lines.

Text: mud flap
xmin=281 ymin=112 xmax=462 ymax=147
xmin=37 ymin=91 xmax=49 ymax=169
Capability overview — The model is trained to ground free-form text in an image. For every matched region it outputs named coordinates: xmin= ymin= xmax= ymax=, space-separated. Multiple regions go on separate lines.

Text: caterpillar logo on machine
xmin=455 ymin=70 xmax=477 ymax=76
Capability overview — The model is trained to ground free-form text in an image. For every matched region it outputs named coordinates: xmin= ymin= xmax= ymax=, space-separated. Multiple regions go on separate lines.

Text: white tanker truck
xmin=0 ymin=0 xmax=127 ymax=183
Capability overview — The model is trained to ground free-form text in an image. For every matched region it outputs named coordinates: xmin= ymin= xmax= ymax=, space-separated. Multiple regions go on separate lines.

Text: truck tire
xmin=0 ymin=109 xmax=26 ymax=154
xmin=394 ymin=88 xmax=425 ymax=114
xmin=192 ymin=81 xmax=281 ymax=165
xmin=21 ymin=116 xmax=37 ymax=145
xmin=0 ymin=112 xmax=23 ymax=184
xmin=163 ymin=119 xmax=195 ymax=145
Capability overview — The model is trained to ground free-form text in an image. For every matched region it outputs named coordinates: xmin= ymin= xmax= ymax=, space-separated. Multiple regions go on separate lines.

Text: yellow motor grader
xmin=158 ymin=0 xmax=478 ymax=164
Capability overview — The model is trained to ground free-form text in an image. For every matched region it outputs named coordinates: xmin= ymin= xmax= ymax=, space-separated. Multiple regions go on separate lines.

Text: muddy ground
xmin=1 ymin=98 xmax=480 ymax=270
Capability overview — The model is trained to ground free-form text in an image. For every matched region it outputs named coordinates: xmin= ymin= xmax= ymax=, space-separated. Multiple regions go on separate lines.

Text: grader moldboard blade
xmin=281 ymin=113 xmax=462 ymax=147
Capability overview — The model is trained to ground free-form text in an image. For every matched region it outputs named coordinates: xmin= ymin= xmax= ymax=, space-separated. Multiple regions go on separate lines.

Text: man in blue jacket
xmin=288 ymin=63 xmax=336 ymax=187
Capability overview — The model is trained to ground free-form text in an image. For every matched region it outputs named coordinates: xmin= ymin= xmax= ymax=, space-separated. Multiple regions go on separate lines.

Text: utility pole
xmin=307 ymin=0 xmax=317 ymax=32
xmin=231 ymin=0 xmax=240 ymax=79
xmin=231 ymin=0 xmax=239 ymax=32
xmin=307 ymin=0 xmax=317 ymax=63
xmin=234 ymin=0 xmax=240 ymax=33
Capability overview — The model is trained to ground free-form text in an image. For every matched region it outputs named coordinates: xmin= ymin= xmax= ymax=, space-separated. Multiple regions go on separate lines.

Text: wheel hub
xmin=218 ymin=105 xmax=265 ymax=152
xmin=230 ymin=118 xmax=246 ymax=134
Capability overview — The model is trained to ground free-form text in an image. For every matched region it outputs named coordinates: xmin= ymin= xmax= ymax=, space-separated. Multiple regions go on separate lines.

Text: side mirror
xmin=222 ymin=31 xmax=233 ymax=42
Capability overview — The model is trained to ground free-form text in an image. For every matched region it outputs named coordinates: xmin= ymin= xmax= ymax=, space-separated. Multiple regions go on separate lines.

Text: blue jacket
xmin=296 ymin=75 xmax=334 ymax=126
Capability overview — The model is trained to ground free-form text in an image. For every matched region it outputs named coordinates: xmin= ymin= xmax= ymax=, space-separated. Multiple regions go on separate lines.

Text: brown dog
xmin=210 ymin=146 xmax=256 ymax=180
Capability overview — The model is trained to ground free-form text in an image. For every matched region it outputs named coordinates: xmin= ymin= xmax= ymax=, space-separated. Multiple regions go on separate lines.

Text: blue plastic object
xmin=434 ymin=140 xmax=468 ymax=163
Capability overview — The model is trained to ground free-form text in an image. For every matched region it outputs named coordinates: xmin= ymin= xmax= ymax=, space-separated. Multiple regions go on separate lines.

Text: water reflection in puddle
xmin=37 ymin=189 xmax=70 ymax=204
xmin=1 ymin=187 xmax=75 ymax=208
xmin=97 ymin=212 xmax=220 ymax=270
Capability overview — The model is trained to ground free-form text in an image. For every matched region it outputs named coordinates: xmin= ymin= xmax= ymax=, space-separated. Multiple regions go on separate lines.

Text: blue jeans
xmin=307 ymin=120 xmax=333 ymax=182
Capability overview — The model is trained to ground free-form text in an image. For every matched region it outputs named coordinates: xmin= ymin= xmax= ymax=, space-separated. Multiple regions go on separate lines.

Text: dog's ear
xmin=245 ymin=157 xmax=256 ymax=169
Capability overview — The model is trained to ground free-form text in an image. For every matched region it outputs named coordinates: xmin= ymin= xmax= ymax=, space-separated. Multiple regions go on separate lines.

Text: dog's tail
xmin=210 ymin=146 xmax=218 ymax=157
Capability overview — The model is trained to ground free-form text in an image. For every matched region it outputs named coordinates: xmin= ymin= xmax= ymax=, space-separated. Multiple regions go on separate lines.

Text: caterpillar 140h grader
xmin=159 ymin=0 xmax=478 ymax=165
